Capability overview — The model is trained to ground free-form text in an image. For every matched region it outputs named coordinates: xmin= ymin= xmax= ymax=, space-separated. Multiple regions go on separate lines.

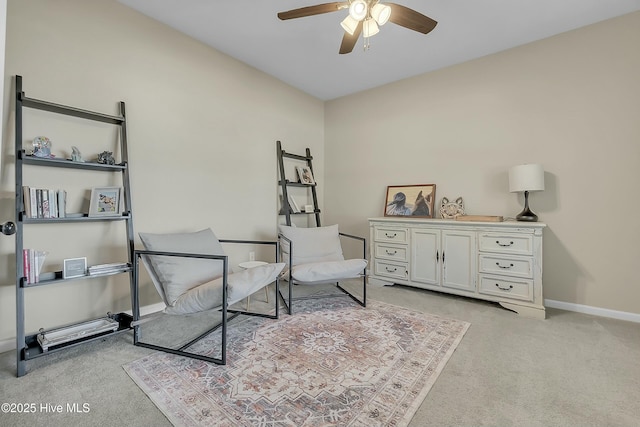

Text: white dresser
xmin=369 ymin=217 xmax=546 ymax=319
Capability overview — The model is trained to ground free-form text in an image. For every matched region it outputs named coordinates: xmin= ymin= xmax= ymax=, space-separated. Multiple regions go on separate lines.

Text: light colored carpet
xmin=123 ymin=296 xmax=469 ymax=426
xmin=2 ymin=284 xmax=639 ymax=427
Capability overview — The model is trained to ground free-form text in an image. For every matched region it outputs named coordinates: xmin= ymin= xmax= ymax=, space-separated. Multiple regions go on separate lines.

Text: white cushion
xmin=166 ymin=263 xmax=285 ymax=315
xmin=139 ymin=229 xmax=226 ymax=305
xmin=278 ymin=224 xmax=344 ymax=265
xmin=290 ymin=259 xmax=367 ymax=284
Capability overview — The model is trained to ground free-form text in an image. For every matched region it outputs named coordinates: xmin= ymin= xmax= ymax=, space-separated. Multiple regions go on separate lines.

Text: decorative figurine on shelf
xmin=32 ymin=136 xmax=53 ymax=158
xmin=440 ymin=197 xmax=465 ymax=219
xmin=97 ymin=151 xmax=115 ymax=165
xmin=70 ymin=146 xmax=84 ymax=162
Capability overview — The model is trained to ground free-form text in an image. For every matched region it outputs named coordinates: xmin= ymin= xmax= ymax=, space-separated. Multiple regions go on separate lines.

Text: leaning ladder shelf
xmin=13 ymin=75 xmax=135 ymax=377
xmin=276 ymin=140 xmax=321 ymax=227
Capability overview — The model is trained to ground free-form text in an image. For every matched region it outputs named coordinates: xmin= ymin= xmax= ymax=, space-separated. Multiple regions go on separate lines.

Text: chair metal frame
xmin=278 ymin=232 xmax=367 ymax=314
xmin=132 ymin=239 xmax=283 ymax=365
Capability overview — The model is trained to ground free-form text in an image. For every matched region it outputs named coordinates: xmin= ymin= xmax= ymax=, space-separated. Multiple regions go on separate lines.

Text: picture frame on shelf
xmin=63 ymin=257 xmax=87 ymax=279
xmin=88 ymin=186 xmax=122 ymax=217
xmin=296 ymin=166 xmax=315 ymax=185
xmin=384 ymin=184 xmax=436 ymax=218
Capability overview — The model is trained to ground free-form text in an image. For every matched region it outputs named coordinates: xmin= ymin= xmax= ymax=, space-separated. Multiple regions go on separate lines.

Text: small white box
xmin=304 ymin=204 xmax=314 ymax=212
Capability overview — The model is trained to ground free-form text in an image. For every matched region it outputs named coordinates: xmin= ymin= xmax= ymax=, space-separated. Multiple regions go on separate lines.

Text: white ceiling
xmin=118 ymin=0 xmax=640 ymax=100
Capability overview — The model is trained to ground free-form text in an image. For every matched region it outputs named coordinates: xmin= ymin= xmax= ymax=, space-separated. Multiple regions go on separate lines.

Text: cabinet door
xmin=442 ymin=230 xmax=476 ymax=292
xmin=410 ymin=229 xmax=440 ymax=286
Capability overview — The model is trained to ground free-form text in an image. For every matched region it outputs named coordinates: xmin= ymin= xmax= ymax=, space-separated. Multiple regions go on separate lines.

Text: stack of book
xmin=22 ymin=186 xmax=66 ymax=219
xmin=87 ymin=262 xmax=130 ymax=276
xmin=22 ymin=249 xmax=48 ymax=284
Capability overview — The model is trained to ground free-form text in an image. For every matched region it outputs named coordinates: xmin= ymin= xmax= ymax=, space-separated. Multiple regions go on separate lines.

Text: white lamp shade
xmin=371 ymin=3 xmax=391 ymax=25
xmin=349 ymin=0 xmax=368 ymax=21
xmin=509 ymin=164 xmax=545 ymax=193
xmin=362 ymin=18 xmax=379 ymax=37
xmin=341 ymin=15 xmax=359 ymax=35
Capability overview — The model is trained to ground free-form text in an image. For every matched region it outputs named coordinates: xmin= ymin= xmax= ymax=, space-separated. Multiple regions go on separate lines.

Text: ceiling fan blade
xmin=339 ymin=21 xmax=363 ymax=54
xmin=278 ymin=2 xmax=348 ymax=20
xmin=387 ymin=3 xmax=438 ymax=34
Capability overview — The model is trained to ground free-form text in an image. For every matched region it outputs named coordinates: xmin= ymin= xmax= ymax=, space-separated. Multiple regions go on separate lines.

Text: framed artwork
xmin=63 ymin=257 xmax=87 ymax=279
xmin=89 ymin=187 xmax=122 ymax=217
xmin=296 ymin=166 xmax=315 ymax=185
xmin=384 ymin=184 xmax=436 ymax=218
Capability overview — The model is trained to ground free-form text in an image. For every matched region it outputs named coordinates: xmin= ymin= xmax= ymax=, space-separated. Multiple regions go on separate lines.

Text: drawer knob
xmin=496 ymin=262 xmax=514 ymax=269
xmin=386 ymin=249 xmax=397 ymax=255
xmin=496 ymin=240 xmax=514 ymax=247
xmin=385 ymin=266 xmax=397 ymax=273
xmin=385 ymin=233 xmax=397 ymax=238
xmin=495 ymin=283 xmax=514 ymax=291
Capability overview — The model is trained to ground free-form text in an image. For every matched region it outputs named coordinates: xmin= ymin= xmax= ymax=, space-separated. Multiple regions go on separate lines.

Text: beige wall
xmin=0 ymin=0 xmax=324 ymax=342
xmin=325 ymin=12 xmax=640 ymax=315
xmin=1 ymin=2 xmax=638 ymax=345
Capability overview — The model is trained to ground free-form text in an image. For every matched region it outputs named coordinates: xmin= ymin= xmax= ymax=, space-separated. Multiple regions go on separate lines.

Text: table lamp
xmin=509 ymin=164 xmax=545 ymax=222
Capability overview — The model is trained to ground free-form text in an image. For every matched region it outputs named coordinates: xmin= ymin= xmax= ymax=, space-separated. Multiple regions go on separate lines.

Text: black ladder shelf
xmin=13 ymin=75 xmax=135 ymax=377
xmin=276 ymin=140 xmax=321 ymax=227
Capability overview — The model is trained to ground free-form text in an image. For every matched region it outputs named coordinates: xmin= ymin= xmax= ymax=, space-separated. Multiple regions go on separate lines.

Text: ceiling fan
xmin=277 ymin=1 xmax=438 ymax=54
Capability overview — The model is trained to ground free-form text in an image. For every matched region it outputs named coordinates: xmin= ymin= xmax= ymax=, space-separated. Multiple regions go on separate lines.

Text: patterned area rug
xmin=124 ymin=297 xmax=470 ymax=426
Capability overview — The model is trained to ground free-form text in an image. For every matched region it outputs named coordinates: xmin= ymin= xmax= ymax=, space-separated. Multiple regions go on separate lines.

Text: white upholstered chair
xmin=278 ymin=224 xmax=367 ymax=313
xmin=133 ymin=228 xmax=285 ymax=365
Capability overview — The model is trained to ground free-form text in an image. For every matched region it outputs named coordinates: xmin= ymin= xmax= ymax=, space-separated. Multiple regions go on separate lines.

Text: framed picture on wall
xmin=384 ymin=184 xmax=436 ymax=218
xmin=88 ymin=187 xmax=122 ymax=217
xmin=296 ymin=166 xmax=315 ymax=185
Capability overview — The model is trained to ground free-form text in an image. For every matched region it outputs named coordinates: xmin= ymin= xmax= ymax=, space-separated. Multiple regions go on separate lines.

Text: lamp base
xmin=515 ymin=209 xmax=538 ymax=222
xmin=516 ymin=191 xmax=538 ymax=222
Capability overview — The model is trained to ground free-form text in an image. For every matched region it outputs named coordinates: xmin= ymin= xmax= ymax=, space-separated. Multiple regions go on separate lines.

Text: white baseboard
xmin=0 ymin=338 xmax=13 ymax=355
xmin=545 ymin=299 xmax=640 ymax=323
xmin=0 ymin=302 xmax=166 ymax=355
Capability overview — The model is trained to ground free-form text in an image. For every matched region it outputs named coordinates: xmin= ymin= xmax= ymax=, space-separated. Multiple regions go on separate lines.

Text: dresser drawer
xmin=374 ymin=227 xmax=409 ymax=244
xmin=373 ymin=259 xmax=408 ymax=281
xmin=374 ymin=243 xmax=409 ymax=262
xmin=478 ymin=254 xmax=533 ymax=279
xmin=478 ymin=233 xmax=533 ymax=256
xmin=478 ymin=275 xmax=533 ymax=302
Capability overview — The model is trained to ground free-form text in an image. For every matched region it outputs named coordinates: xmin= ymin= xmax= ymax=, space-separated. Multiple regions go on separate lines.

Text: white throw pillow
xmin=139 ymin=228 xmax=226 ymax=305
xmin=278 ymin=224 xmax=344 ymax=266
xmin=290 ymin=259 xmax=367 ymax=285
xmin=166 ymin=263 xmax=285 ymax=315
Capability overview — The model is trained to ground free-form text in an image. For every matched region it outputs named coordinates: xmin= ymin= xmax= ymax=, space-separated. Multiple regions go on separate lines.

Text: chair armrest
xmin=135 ymin=248 xmax=228 ymax=261
xmin=218 ymin=239 xmax=277 ymax=247
xmin=339 ymin=232 xmax=367 ymax=260
xmin=219 ymin=239 xmax=280 ymax=262
xmin=277 ymin=233 xmax=293 ymax=266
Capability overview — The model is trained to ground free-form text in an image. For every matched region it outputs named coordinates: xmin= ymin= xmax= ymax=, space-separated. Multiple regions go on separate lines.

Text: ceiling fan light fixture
xmin=362 ymin=18 xmax=379 ymax=37
xmin=340 ymin=15 xmax=359 ymax=35
xmin=371 ymin=3 xmax=391 ymax=25
xmin=348 ymin=0 xmax=368 ymax=21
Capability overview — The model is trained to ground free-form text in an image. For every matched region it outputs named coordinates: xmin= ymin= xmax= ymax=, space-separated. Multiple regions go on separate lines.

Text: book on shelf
xmin=22 ymin=187 xmax=67 ymax=219
xmin=22 ymin=249 xmax=49 ymax=284
xmin=87 ymin=262 xmax=129 ymax=275
xmin=287 ymin=194 xmax=300 ymax=213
